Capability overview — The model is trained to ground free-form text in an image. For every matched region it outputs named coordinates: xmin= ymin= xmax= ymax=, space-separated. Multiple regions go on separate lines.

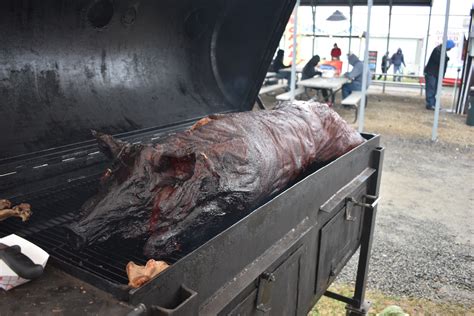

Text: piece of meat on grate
xmin=126 ymin=259 xmax=169 ymax=288
xmin=0 ymin=200 xmax=32 ymax=222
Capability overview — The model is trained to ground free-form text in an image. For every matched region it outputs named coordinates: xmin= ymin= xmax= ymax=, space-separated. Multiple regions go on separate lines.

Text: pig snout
xmin=65 ymin=225 xmax=89 ymax=250
xmin=65 ymin=221 xmax=107 ymax=250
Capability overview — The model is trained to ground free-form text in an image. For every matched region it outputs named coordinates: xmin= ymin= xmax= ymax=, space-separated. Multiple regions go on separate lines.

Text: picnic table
xmin=297 ymin=76 xmax=349 ymax=103
xmin=266 ymin=72 xmax=277 ymax=78
xmin=279 ymin=66 xmax=304 ymax=73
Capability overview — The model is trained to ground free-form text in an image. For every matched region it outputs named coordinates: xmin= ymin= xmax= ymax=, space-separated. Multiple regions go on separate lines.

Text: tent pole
xmin=451 ymin=67 xmax=460 ymax=112
xmin=348 ymin=2 xmax=353 ymax=53
xmin=422 ymin=5 xmax=433 ymax=75
xmin=432 ymin=0 xmax=450 ymax=141
xmin=457 ymin=9 xmax=473 ymax=114
xmin=312 ymin=3 xmax=316 ymax=57
xmin=357 ymin=0 xmax=372 ymax=133
xmin=383 ymin=0 xmax=393 ymax=93
xmin=347 ymin=1 xmax=353 ymax=72
xmin=290 ymin=0 xmax=300 ymax=101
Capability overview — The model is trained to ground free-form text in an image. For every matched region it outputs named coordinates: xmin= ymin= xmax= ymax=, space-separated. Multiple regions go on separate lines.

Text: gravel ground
xmin=262 ymin=88 xmax=474 ymax=308
xmin=336 ymin=212 xmax=474 ymax=306
xmin=333 ymin=94 xmax=474 ymax=308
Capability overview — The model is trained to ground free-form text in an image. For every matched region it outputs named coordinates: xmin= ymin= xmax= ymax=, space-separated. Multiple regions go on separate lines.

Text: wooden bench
xmin=372 ymin=80 xmax=423 ymax=87
xmin=372 ymin=74 xmax=425 ymax=95
xmin=341 ymin=91 xmax=363 ymax=123
xmin=259 ymin=83 xmax=287 ymax=95
xmin=276 ymin=87 xmax=306 ymax=101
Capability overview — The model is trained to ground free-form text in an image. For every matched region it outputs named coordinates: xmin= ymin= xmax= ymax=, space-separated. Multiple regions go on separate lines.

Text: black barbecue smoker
xmin=0 ymin=0 xmax=383 ymax=315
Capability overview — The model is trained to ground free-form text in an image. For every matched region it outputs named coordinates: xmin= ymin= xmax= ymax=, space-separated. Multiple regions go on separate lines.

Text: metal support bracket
xmin=345 ymin=198 xmax=357 ymax=221
xmin=256 ymin=272 xmax=276 ymax=313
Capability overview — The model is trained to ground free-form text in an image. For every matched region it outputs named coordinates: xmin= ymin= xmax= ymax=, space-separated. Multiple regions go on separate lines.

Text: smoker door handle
xmin=347 ymin=195 xmax=380 ymax=211
xmin=153 ymin=285 xmax=198 ymax=316
xmin=127 ymin=304 xmax=148 ymax=316
xmin=320 ymin=167 xmax=376 ymax=214
xmin=128 ymin=285 xmax=198 ymax=316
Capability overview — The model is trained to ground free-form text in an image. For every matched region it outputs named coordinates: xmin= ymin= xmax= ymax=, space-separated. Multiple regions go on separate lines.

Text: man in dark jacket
xmin=342 ymin=54 xmax=371 ymax=100
xmin=424 ymin=40 xmax=455 ymax=110
xmin=377 ymin=52 xmax=391 ymax=80
xmin=391 ymin=48 xmax=406 ymax=82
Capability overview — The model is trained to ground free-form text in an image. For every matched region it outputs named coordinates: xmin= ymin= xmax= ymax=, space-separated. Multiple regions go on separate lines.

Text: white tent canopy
xmin=289 ymin=0 xmax=453 ymax=140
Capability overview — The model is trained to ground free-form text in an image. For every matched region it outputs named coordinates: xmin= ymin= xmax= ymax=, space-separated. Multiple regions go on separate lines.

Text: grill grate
xmin=0 ymin=177 xmax=185 ymax=297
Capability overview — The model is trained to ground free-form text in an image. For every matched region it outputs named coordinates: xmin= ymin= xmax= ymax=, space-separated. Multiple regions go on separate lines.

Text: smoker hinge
xmin=255 ymin=272 xmax=276 ymax=313
xmin=345 ymin=194 xmax=380 ymax=221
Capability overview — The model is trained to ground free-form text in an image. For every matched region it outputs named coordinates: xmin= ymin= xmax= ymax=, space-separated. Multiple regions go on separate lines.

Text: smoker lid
xmin=0 ymin=0 xmax=295 ymax=160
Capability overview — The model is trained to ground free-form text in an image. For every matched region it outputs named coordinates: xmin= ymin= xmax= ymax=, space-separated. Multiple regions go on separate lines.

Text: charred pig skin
xmin=66 ymin=101 xmax=365 ymax=258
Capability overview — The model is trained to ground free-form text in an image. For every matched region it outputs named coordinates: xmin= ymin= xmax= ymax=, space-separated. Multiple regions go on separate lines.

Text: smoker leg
xmin=348 ymin=147 xmax=384 ymax=314
xmin=346 ymin=300 xmax=371 ymax=316
xmin=324 ymin=205 xmax=376 ymax=316
xmin=324 ymin=206 xmax=376 ymax=316
xmin=324 ymin=148 xmax=384 ymax=316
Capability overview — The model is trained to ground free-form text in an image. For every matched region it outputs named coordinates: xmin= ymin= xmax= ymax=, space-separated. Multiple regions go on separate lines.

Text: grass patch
xmin=310 ymin=283 xmax=473 ymax=316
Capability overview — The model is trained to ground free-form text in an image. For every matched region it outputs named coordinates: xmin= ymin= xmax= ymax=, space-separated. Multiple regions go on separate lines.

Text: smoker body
xmin=0 ymin=0 xmax=384 ymax=315
xmin=126 ymin=134 xmax=384 ymax=316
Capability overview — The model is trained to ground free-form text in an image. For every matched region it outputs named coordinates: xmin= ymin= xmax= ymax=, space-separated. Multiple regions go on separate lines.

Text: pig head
xmin=66 ymin=130 xmax=223 ymax=256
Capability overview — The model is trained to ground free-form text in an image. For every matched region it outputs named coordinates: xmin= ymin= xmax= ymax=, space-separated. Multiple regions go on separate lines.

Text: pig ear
xmin=92 ymin=130 xmax=129 ymax=161
xmin=153 ymin=152 xmax=196 ymax=182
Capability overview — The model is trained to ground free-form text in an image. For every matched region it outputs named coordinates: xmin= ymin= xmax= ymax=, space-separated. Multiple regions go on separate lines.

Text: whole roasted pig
xmin=67 ymin=101 xmax=364 ymax=258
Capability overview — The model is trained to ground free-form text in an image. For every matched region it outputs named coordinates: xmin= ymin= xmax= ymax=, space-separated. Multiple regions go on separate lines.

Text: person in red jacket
xmin=331 ymin=43 xmax=341 ymax=60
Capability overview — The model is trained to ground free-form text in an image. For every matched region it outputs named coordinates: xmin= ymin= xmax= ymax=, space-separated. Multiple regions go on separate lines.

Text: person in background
xmin=424 ymin=39 xmax=455 ymax=110
xmin=390 ymin=48 xmax=406 ymax=82
xmin=269 ymin=49 xmax=291 ymax=88
xmin=342 ymin=53 xmax=370 ymax=106
xmin=377 ymin=52 xmax=391 ymax=80
xmin=301 ymin=55 xmax=331 ymax=105
xmin=331 ymin=43 xmax=342 ymax=61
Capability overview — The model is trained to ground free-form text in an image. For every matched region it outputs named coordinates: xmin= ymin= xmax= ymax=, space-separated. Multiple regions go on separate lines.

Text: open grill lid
xmin=0 ymin=0 xmax=295 ymax=160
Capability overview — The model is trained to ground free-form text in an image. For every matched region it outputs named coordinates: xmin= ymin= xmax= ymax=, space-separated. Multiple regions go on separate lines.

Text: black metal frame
xmin=323 ymin=147 xmax=384 ymax=315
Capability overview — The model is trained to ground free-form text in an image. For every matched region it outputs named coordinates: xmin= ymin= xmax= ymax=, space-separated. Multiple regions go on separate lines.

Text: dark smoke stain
xmin=84 ymin=66 xmax=95 ymax=79
xmin=124 ymin=117 xmax=140 ymax=129
xmin=133 ymin=53 xmax=139 ymax=74
xmin=7 ymin=66 xmax=37 ymax=121
xmin=15 ymin=0 xmax=34 ymax=30
xmin=100 ymin=49 xmax=107 ymax=80
xmin=178 ymin=79 xmax=187 ymax=95
xmin=37 ymin=69 xmax=63 ymax=108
